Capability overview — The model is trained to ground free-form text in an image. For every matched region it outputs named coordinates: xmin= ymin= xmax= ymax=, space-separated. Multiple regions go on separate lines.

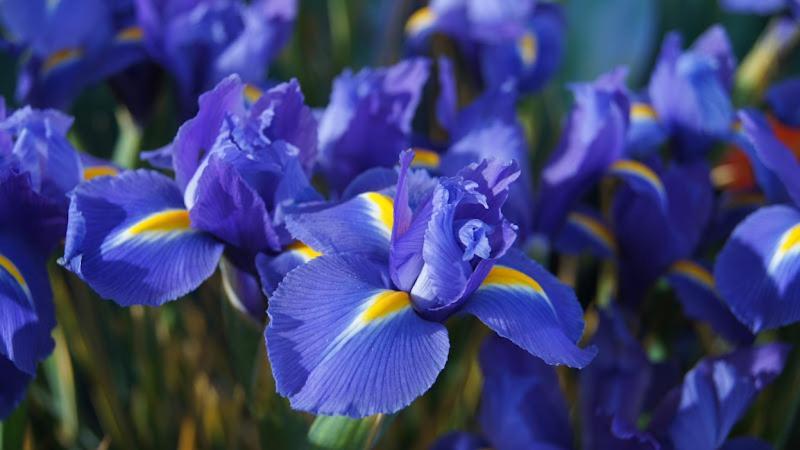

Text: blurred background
xmin=1 ymin=0 xmax=799 ymax=449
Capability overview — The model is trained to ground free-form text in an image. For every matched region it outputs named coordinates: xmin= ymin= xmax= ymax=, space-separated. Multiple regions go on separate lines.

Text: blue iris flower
xmin=766 ymin=78 xmax=800 ymax=126
xmin=61 ymin=75 xmax=320 ymax=311
xmin=406 ymin=0 xmax=565 ymax=94
xmin=432 ymin=313 xmax=788 ymax=450
xmin=714 ymin=110 xmax=800 ymax=332
xmin=721 ymin=0 xmax=800 ymax=18
xmin=136 ymin=0 xmax=297 ymax=116
xmin=645 ymin=25 xmax=736 ymax=160
xmin=0 ymin=100 xmax=103 ymax=418
xmin=0 ymin=0 xmax=147 ymax=109
xmin=317 ymin=58 xmax=430 ymax=191
xmin=265 ymin=149 xmax=596 ymax=417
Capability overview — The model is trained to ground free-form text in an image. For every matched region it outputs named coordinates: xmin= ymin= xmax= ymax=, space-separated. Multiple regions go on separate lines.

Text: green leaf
xmin=0 ymin=399 xmax=27 ymax=450
xmin=308 ymin=414 xmax=392 ymax=450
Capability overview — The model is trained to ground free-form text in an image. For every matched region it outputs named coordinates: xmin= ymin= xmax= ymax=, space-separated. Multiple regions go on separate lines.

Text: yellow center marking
xmin=363 ymin=192 xmax=394 ymax=233
xmin=778 ymin=223 xmax=800 ymax=256
xmin=405 ymin=6 xmax=436 ymax=34
xmin=287 ymin=241 xmax=322 ymax=261
xmin=128 ymin=209 xmax=192 ymax=235
xmin=42 ymin=48 xmax=82 ymax=73
xmin=518 ymin=32 xmax=538 ymax=66
xmin=83 ymin=165 xmax=119 ymax=180
xmin=411 ymin=148 xmax=441 ymax=168
xmin=244 ymin=84 xmax=263 ymax=103
xmin=482 ymin=265 xmax=545 ymax=295
xmin=671 ymin=260 xmax=714 ymax=290
xmin=568 ymin=212 xmax=617 ymax=253
xmin=115 ymin=26 xmax=144 ymax=42
xmin=0 ymin=254 xmax=28 ymax=290
xmin=361 ymin=290 xmax=411 ymax=323
xmin=610 ymin=160 xmax=665 ymax=193
xmin=631 ymin=103 xmax=657 ymax=120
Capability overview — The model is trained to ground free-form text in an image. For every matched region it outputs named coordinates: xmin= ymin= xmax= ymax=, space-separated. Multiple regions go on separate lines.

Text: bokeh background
xmin=1 ymin=0 xmax=799 ymax=449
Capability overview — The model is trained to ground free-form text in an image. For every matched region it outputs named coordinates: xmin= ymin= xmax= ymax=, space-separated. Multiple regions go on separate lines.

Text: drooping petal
xmin=625 ymin=101 xmax=668 ymax=158
xmin=666 ymin=260 xmax=754 ymax=345
xmin=714 ymin=205 xmax=800 ymax=332
xmin=608 ymin=159 xmax=667 ymax=211
xmin=461 ymin=249 xmax=597 ymax=368
xmin=266 ymin=253 xmax=449 ymax=417
xmin=430 ymin=432 xmax=487 ymax=450
xmin=285 ymin=191 xmax=395 ymax=260
xmin=0 ymin=169 xmax=60 ymax=375
xmin=61 ymin=169 xmax=224 ymax=306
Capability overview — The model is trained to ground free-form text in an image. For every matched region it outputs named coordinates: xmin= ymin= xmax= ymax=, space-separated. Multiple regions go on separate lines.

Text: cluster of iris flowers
xmin=2 ymin=0 xmax=800 ymax=449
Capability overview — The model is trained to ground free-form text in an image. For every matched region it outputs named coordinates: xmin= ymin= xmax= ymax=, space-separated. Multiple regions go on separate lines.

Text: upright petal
xmin=461 ymin=249 xmax=597 ymax=368
xmin=266 ymin=253 xmax=449 ymax=417
xmin=62 ymin=170 xmax=224 ymax=306
xmin=714 ymin=205 xmax=800 ymax=332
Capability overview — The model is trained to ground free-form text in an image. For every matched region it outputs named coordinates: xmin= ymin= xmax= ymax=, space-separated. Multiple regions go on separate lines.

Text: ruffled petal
xmin=61 ymin=169 xmax=224 ymax=306
xmin=461 ymin=249 xmax=597 ymax=368
xmin=266 ymin=253 xmax=449 ymax=417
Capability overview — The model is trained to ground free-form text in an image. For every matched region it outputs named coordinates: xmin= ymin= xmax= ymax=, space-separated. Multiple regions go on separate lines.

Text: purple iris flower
xmin=61 ymin=75 xmax=319 ymax=311
xmin=714 ymin=110 xmax=800 ymax=332
xmin=0 ymin=100 xmax=99 ymax=418
xmin=649 ymin=344 xmax=789 ymax=450
xmin=317 ymin=58 xmax=430 ymax=192
xmin=406 ymin=0 xmax=565 ymax=94
xmin=0 ymin=0 xmax=147 ymax=109
xmin=266 ymin=150 xmax=596 ymax=417
xmin=647 ymin=25 xmax=736 ymax=160
xmin=0 ymin=166 xmax=65 ymax=419
xmin=136 ymin=0 xmax=297 ymax=116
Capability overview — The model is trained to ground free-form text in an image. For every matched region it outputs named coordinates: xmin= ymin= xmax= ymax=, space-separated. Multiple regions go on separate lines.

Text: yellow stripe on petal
xmin=631 ymin=102 xmax=657 ymax=121
xmin=481 ymin=265 xmax=546 ymax=296
xmin=83 ymin=165 xmax=120 ymax=180
xmin=778 ymin=223 xmax=800 ymax=257
xmin=361 ymin=290 xmax=411 ymax=323
xmin=610 ymin=160 xmax=666 ymax=198
xmin=128 ymin=209 xmax=192 ymax=235
xmin=287 ymin=241 xmax=322 ymax=261
xmin=362 ymin=192 xmax=394 ymax=235
xmin=405 ymin=7 xmax=436 ymax=35
xmin=115 ymin=25 xmax=144 ymax=43
xmin=518 ymin=32 xmax=538 ymax=67
xmin=670 ymin=260 xmax=715 ymax=291
xmin=0 ymin=255 xmax=28 ymax=290
xmin=567 ymin=212 xmax=618 ymax=254
xmin=42 ymin=48 xmax=83 ymax=74
xmin=411 ymin=148 xmax=441 ymax=169
xmin=244 ymin=84 xmax=263 ymax=103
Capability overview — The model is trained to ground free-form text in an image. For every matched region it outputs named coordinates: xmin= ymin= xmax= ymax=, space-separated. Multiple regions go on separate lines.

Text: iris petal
xmin=266 ymin=254 xmax=449 ymax=417
xmin=62 ymin=170 xmax=224 ymax=306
